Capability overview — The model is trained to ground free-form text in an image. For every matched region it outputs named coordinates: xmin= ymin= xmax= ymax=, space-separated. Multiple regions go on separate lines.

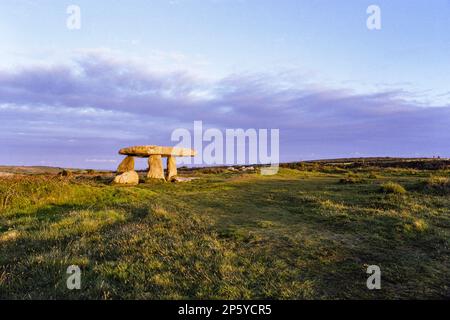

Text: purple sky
xmin=1 ymin=1 xmax=449 ymax=169
xmin=1 ymin=50 xmax=449 ymax=169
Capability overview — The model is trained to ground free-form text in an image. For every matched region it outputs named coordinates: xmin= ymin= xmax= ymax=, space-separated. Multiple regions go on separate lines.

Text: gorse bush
xmin=367 ymin=172 xmax=381 ymax=179
xmin=339 ymin=173 xmax=365 ymax=184
xmin=200 ymin=168 xmax=225 ymax=174
xmin=427 ymin=176 xmax=449 ymax=185
xmin=380 ymin=181 xmax=407 ymax=194
xmin=58 ymin=169 xmax=73 ymax=177
xmin=0 ymin=175 xmax=73 ymax=212
xmin=424 ymin=175 xmax=450 ymax=194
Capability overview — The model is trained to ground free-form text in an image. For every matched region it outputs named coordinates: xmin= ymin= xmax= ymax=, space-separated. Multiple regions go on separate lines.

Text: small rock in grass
xmin=113 ymin=170 xmax=139 ymax=185
xmin=173 ymin=177 xmax=198 ymax=183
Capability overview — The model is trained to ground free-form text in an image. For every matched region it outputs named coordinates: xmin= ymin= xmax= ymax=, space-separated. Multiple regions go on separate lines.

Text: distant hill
xmin=295 ymin=157 xmax=450 ymax=170
xmin=302 ymin=157 xmax=449 ymax=164
xmin=0 ymin=166 xmax=64 ymax=175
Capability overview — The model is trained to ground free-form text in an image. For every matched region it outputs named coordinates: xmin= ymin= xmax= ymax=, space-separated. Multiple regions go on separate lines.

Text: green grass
xmin=0 ymin=167 xmax=449 ymax=299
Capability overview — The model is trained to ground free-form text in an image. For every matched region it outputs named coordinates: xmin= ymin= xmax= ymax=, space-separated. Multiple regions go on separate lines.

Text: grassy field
xmin=0 ymin=161 xmax=449 ymax=299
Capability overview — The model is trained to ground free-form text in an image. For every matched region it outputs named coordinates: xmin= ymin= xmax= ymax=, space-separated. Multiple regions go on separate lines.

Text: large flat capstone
xmin=119 ymin=145 xmax=196 ymax=158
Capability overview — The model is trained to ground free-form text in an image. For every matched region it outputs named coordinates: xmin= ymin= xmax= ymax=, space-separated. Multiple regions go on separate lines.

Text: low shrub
xmin=380 ymin=181 xmax=407 ymax=194
xmin=367 ymin=172 xmax=381 ymax=179
xmin=58 ymin=169 xmax=73 ymax=177
xmin=200 ymin=168 xmax=225 ymax=174
xmin=0 ymin=175 xmax=69 ymax=211
xmin=339 ymin=173 xmax=365 ymax=184
xmin=423 ymin=175 xmax=450 ymax=194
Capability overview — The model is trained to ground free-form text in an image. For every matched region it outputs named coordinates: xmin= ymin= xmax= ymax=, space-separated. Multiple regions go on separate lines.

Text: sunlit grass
xmin=0 ymin=166 xmax=449 ymax=299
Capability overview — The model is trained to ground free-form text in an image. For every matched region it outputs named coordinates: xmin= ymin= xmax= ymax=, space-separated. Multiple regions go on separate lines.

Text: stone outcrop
xmin=113 ymin=170 xmax=139 ymax=185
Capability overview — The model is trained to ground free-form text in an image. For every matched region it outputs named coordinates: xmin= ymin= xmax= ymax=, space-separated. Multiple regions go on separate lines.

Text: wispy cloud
xmin=1 ymin=50 xmax=449 ymax=168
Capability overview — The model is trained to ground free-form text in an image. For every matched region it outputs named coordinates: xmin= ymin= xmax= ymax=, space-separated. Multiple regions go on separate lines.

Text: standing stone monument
xmin=113 ymin=145 xmax=196 ymax=185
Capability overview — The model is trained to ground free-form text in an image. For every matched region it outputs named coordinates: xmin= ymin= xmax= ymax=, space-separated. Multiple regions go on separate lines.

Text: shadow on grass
xmin=0 ymin=200 xmax=155 ymax=299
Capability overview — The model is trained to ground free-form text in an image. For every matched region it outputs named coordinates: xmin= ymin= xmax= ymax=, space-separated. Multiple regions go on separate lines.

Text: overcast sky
xmin=1 ymin=0 xmax=449 ymax=169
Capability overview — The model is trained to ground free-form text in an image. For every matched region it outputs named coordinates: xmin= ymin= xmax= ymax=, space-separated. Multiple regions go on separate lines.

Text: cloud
xmin=0 ymin=51 xmax=449 ymax=168
xmin=85 ymin=159 xmax=118 ymax=163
